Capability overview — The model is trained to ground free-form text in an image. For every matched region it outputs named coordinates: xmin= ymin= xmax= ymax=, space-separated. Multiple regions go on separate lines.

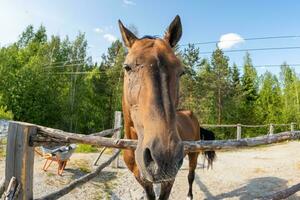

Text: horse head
xmin=120 ymin=15 xmax=185 ymax=183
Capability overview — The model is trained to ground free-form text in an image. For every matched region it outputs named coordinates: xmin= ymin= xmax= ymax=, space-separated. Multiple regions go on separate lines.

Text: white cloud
xmin=103 ymin=34 xmax=117 ymax=42
xmin=94 ymin=28 xmax=103 ymax=33
xmin=104 ymin=25 xmax=113 ymax=31
xmin=123 ymin=0 xmax=136 ymax=5
xmin=94 ymin=26 xmax=117 ymax=43
xmin=217 ymin=33 xmax=244 ymax=49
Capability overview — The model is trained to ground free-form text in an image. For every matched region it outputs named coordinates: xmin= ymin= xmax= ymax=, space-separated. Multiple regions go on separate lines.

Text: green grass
xmin=0 ymin=149 xmax=5 ymax=158
xmin=72 ymin=159 xmax=91 ymax=173
xmin=0 ymin=139 xmax=6 ymax=157
xmin=75 ymin=144 xmax=98 ymax=153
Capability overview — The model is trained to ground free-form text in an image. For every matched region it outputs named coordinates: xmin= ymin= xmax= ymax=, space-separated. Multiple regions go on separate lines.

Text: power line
xmin=42 ymin=46 xmax=300 ymax=70
xmin=43 ymin=63 xmax=86 ymax=69
xmin=237 ymin=64 xmax=300 ymax=68
xmin=44 ymin=63 xmax=300 ymax=75
xmin=180 ymin=35 xmax=300 ymax=47
xmin=47 ymin=71 xmax=107 ymax=75
xmin=42 ymin=59 xmax=86 ymax=67
xmin=200 ymin=46 xmax=300 ymax=54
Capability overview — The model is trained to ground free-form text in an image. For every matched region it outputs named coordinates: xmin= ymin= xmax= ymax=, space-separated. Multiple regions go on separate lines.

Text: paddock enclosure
xmin=0 ymin=112 xmax=300 ymax=200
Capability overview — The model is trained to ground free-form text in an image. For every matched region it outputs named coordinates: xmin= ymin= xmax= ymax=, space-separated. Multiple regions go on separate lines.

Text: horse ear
xmin=164 ymin=15 xmax=182 ymax=48
xmin=118 ymin=20 xmax=138 ymax=48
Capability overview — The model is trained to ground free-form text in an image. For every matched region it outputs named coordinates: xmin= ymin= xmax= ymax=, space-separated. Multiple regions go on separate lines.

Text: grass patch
xmin=0 ymin=138 xmax=7 ymax=158
xmin=103 ymin=181 xmax=118 ymax=199
xmin=253 ymin=168 xmax=267 ymax=174
xmin=75 ymin=144 xmax=98 ymax=153
xmin=72 ymin=159 xmax=91 ymax=173
xmin=93 ymin=174 xmax=118 ymax=199
xmin=296 ymin=162 xmax=300 ymax=170
xmin=0 ymin=150 xmax=5 ymax=158
xmin=46 ymin=172 xmax=55 ymax=177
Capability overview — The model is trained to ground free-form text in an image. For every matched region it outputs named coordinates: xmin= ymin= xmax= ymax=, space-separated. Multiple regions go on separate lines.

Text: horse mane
xmin=140 ymin=35 xmax=159 ymax=40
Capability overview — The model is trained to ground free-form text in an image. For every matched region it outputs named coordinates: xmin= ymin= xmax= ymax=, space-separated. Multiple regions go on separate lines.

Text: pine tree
xmin=179 ymin=44 xmax=202 ymax=112
xmin=240 ymin=52 xmax=258 ymax=124
xmin=100 ymin=40 xmax=126 ymax=125
xmin=210 ymin=48 xmax=230 ymax=124
xmin=225 ymin=63 xmax=243 ymax=123
xmin=256 ymin=71 xmax=283 ymax=124
xmin=280 ymin=63 xmax=300 ymax=123
xmin=232 ymin=63 xmax=241 ymax=91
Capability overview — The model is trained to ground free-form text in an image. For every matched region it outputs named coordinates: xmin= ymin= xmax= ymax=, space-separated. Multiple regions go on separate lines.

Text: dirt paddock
xmin=1 ymin=141 xmax=300 ymax=199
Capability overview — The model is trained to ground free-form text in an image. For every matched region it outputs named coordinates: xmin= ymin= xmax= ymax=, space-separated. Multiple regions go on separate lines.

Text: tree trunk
xmin=218 ymin=87 xmax=222 ymax=124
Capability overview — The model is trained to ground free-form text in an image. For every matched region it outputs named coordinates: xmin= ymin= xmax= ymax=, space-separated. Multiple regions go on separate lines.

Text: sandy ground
xmin=1 ymin=141 xmax=300 ymax=199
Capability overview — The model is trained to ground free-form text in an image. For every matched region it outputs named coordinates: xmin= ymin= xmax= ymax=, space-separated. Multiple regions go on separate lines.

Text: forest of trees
xmin=1 ymin=25 xmax=300 ymax=139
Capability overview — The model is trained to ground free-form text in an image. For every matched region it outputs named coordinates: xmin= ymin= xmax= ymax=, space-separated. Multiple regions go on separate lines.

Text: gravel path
xmin=1 ymin=141 xmax=300 ymax=199
xmin=112 ymin=141 xmax=300 ymax=200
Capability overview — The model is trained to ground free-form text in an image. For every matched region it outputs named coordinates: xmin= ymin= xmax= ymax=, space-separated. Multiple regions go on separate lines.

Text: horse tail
xmin=200 ymin=127 xmax=216 ymax=169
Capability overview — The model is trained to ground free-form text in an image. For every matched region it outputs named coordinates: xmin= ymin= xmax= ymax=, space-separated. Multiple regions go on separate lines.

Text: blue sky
xmin=1 ymin=0 xmax=300 ymax=75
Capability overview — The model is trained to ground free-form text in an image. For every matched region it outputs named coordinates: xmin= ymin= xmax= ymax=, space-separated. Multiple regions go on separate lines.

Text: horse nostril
xmin=144 ymin=148 xmax=154 ymax=166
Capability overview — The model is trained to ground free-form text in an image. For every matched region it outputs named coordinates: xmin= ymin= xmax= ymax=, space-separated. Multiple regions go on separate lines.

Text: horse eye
xmin=123 ymin=64 xmax=132 ymax=72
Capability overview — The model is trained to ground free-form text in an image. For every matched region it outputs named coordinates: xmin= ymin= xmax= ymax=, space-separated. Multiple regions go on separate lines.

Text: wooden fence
xmin=201 ymin=122 xmax=296 ymax=140
xmin=0 ymin=117 xmax=300 ymax=199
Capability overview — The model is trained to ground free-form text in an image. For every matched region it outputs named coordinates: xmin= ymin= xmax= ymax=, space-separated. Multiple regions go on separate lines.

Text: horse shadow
xmin=194 ymin=174 xmax=299 ymax=200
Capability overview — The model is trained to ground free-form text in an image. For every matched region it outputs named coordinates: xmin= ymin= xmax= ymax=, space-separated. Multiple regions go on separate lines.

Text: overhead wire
xmin=180 ymin=35 xmax=300 ymax=47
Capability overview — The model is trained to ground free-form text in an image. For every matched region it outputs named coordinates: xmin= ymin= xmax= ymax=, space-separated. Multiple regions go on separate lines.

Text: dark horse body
xmin=119 ymin=15 xmax=216 ymax=200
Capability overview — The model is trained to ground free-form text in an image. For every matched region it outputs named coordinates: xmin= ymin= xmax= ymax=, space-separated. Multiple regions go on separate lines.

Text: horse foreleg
xmin=187 ymin=152 xmax=199 ymax=200
xmin=158 ymin=180 xmax=175 ymax=200
xmin=123 ymin=149 xmax=156 ymax=200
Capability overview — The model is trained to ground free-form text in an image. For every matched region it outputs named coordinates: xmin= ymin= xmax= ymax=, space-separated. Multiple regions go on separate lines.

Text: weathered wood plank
xmin=201 ymin=124 xmax=237 ymax=128
xmin=5 ymin=123 xmax=17 ymax=188
xmin=236 ymin=124 xmax=242 ymax=140
xmin=4 ymin=177 xmax=17 ymax=200
xmin=89 ymin=127 xmax=121 ymax=137
xmin=32 ymin=126 xmax=137 ymax=149
xmin=0 ymin=178 xmax=5 ymax=197
xmin=5 ymin=122 xmax=36 ymax=200
xmin=29 ymin=122 xmax=300 ymax=151
xmin=112 ymin=111 xmax=122 ymax=168
xmin=269 ymin=123 xmax=274 ymax=135
xmin=241 ymin=124 xmax=268 ymax=128
xmin=183 ymin=131 xmax=300 ymax=152
xmin=290 ymin=122 xmax=296 ymax=132
xmin=93 ymin=147 xmax=107 ymax=166
xmin=260 ymin=182 xmax=300 ymax=200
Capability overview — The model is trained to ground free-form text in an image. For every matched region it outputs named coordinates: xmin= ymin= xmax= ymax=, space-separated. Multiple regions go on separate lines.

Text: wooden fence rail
xmin=1 ymin=119 xmax=300 ymax=199
xmin=31 ymin=128 xmax=300 ymax=151
xmin=201 ymin=122 xmax=296 ymax=139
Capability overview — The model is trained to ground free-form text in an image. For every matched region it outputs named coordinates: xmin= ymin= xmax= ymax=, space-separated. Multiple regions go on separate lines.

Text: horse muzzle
xmin=137 ymin=141 xmax=184 ymax=183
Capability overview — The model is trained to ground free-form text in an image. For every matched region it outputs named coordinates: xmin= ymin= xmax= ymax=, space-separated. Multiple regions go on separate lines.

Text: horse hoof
xmin=186 ymin=196 xmax=192 ymax=200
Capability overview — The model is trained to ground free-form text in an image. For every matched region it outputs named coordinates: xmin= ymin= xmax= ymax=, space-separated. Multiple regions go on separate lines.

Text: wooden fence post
xmin=291 ymin=122 xmax=296 ymax=132
xmin=269 ymin=123 xmax=274 ymax=135
xmin=5 ymin=122 xmax=36 ymax=200
xmin=236 ymin=124 xmax=242 ymax=140
xmin=112 ymin=111 xmax=122 ymax=168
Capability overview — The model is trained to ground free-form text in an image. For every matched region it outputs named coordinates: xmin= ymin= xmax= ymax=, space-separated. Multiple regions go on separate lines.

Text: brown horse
xmin=176 ymin=110 xmax=216 ymax=199
xmin=119 ymin=15 xmax=216 ymax=200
